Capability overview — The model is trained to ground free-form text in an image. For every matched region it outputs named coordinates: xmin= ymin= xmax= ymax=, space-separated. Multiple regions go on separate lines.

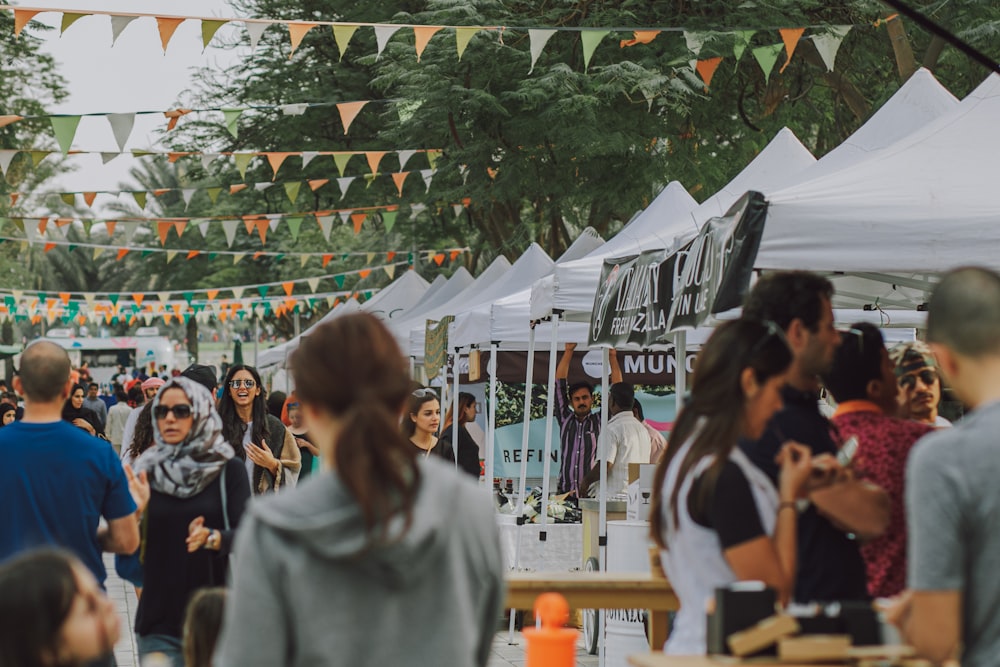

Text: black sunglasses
xmin=229 ymin=379 xmax=256 ymax=389
xmin=899 ymin=369 xmax=938 ymax=389
xmin=748 ymin=320 xmax=787 ymax=358
xmin=154 ymin=404 xmax=193 ymax=419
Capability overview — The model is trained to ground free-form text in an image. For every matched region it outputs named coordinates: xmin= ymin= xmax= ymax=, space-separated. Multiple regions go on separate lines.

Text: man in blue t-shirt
xmin=0 ymin=341 xmax=148 ymax=591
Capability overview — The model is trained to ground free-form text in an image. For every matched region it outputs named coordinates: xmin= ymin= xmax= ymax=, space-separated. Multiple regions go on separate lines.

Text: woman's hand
xmin=186 ymin=516 xmax=211 ymax=552
xmin=246 ymin=440 xmax=279 ymax=475
xmin=123 ymin=464 xmax=150 ymax=515
xmin=776 ymin=441 xmax=814 ymax=502
xmin=73 ymin=418 xmax=95 ymax=435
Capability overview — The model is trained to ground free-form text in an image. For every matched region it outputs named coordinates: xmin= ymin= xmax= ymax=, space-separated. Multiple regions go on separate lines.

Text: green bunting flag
xmin=332 ymin=24 xmax=358 ymax=60
xmin=222 ymin=109 xmax=242 ymax=139
xmin=581 ymin=30 xmax=609 ymax=71
xmin=233 ymin=153 xmax=254 ymax=180
xmin=382 ymin=210 xmax=398 ymax=233
xmin=753 ymin=44 xmax=784 ymax=83
xmin=284 ymin=181 xmax=301 ymax=204
xmin=456 ymin=27 xmax=478 ymax=60
xmin=202 ymin=19 xmax=227 ymax=49
xmin=285 ymin=216 xmax=303 ymax=240
xmin=732 ymin=30 xmax=755 ymax=64
xmin=51 ymin=116 xmax=82 ymax=154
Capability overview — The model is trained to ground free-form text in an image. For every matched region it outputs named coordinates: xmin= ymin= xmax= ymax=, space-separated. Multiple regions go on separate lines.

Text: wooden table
xmin=628 ymin=656 xmax=833 ymax=667
xmin=504 ymin=571 xmax=678 ymax=648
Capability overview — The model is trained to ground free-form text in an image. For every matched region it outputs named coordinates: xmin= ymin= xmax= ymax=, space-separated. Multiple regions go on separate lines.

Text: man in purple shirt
xmin=554 ymin=344 xmax=621 ymax=496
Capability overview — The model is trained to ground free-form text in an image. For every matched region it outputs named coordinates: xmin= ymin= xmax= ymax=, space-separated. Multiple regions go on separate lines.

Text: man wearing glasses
xmin=890 ymin=342 xmax=952 ymax=428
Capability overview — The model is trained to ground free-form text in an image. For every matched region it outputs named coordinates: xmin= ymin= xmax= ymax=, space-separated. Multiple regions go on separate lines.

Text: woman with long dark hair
xmin=439 ymin=391 xmax=482 ymax=477
xmin=215 ymin=313 xmax=503 ymax=667
xmin=217 ymin=364 xmax=300 ymax=494
xmin=132 ymin=377 xmax=251 ymax=666
xmin=0 ymin=549 xmax=120 ymax=667
xmin=62 ymin=384 xmax=105 ymax=438
xmin=403 ymin=387 xmax=441 ymax=456
xmin=650 ymin=319 xmax=814 ymax=655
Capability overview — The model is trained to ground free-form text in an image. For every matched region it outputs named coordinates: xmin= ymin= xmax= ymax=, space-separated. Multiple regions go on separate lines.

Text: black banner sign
xmin=588 ymin=249 xmax=674 ymax=348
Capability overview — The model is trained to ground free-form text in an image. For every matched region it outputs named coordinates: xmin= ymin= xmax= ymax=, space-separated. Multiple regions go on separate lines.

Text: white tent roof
xmin=360 ymin=270 xmax=430 ymax=322
xmin=754 ymin=74 xmax=1000 ymax=281
xmin=392 ymin=257 xmax=511 ymax=355
xmin=256 ymin=298 xmax=362 ymax=368
xmin=532 ymin=127 xmax=817 ymax=321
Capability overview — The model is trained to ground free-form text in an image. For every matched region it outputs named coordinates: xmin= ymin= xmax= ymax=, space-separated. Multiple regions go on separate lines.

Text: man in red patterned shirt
xmin=822 ymin=323 xmax=933 ymax=598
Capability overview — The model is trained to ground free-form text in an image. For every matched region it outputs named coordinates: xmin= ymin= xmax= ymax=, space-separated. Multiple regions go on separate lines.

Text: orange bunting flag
xmin=164 ymin=109 xmax=192 ymax=131
xmin=82 ymin=192 xmax=97 ymax=207
xmin=351 ymin=212 xmax=367 ymax=234
xmin=172 ymin=303 xmax=184 ymax=316
xmin=308 ymin=178 xmax=329 ymax=192
xmin=265 ymin=152 xmax=294 ymax=179
xmin=167 ymin=152 xmax=186 ymax=163
xmin=779 ymin=28 xmax=806 ymax=73
xmin=43 ymin=243 xmax=56 ymax=253
xmin=173 ymin=221 xmax=186 ymax=237
xmin=13 ymin=10 xmax=40 ymax=37
xmin=206 ymin=290 xmax=219 ymax=301
xmin=157 ymin=222 xmax=171 ymax=245
xmin=230 ymin=184 xmax=248 ymax=195
xmin=0 ymin=115 xmax=24 ymax=128
xmin=696 ymin=57 xmax=723 ymax=89
xmin=287 ymin=22 xmax=317 ymax=58
xmin=59 ymin=293 xmax=71 ymax=306
xmin=186 ymin=251 xmax=200 ymax=260
xmin=386 ymin=251 xmax=396 ymax=262
xmin=620 ymin=30 xmax=660 ymax=48
xmin=366 ymin=151 xmax=386 ymax=174
xmin=105 ymin=221 xmax=117 ymax=237
xmin=433 ymin=253 xmax=446 ymax=266
xmin=358 ymin=269 xmax=371 ymax=280
xmin=156 ymin=17 xmax=185 ymax=52
xmin=9 ymin=193 xmax=19 ymax=206
xmin=487 ymin=167 xmax=498 ymax=180
xmin=252 ymin=251 xmax=265 ymax=260
xmin=153 ymin=189 xmax=170 ymax=197
xmin=282 ymin=282 xmax=294 ymax=296
xmin=37 ymin=218 xmax=49 ymax=235
xmin=321 ymin=254 xmax=334 ymax=267
xmin=392 ymin=172 xmax=409 ymax=197
xmin=450 ymin=250 xmax=460 ymax=261
xmin=117 ymin=248 xmax=129 ymax=261
xmin=337 ymin=101 xmax=368 ymax=135
xmin=413 ymin=26 xmax=443 ymax=62
xmin=255 ymin=219 xmax=269 ymax=244
xmin=132 ymin=294 xmax=145 ymax=307
xmin=242 ymin=216 xmax=257 ymax=235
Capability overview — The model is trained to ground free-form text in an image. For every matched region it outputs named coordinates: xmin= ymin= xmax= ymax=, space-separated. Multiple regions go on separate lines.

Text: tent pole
xmin=452 ymin=347 xmax=460 ymax=468
xmin=509 ymin=323 xmax=536 ymax=645
xmin=599 ymin=346 xmax=610 ymax=667
xmin=538 ymin=314 xmax=560 ymax=546
xmin=676 ymin=331 xmax=688 ymax=408
xmin=486 ymin=342 xmax=498 ymax=490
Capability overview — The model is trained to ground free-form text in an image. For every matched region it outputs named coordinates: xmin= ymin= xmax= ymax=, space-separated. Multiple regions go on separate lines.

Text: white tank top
xmin=657 ymin=431 xmax=779 ymax=655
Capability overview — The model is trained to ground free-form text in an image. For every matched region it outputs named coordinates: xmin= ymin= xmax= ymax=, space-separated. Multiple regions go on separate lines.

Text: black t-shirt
xmin=739 ymin=385 xmax=869 ymax=603
xmin=688 ymin=460 xmax=767 ymax=549
xmin=436 ymin=424 xmax=481 ymax=478
xmin=293 ymin=430 xmax=315 ymax=480
xmin=135 ymin=458 xmax=251 ymax=638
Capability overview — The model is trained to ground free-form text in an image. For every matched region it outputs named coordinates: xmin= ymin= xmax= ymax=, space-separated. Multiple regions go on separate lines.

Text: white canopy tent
xmin=359 ymin=270 xmax=431 ymax=322
xmin=383 ymin=265 xmax=480 ymax=352
xmin=531 ymin=127 xmax=818 ymax=322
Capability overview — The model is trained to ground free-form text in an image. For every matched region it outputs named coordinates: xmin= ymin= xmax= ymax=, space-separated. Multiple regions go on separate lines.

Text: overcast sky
xmin=15 ymin=0 xmax=242 ymax=194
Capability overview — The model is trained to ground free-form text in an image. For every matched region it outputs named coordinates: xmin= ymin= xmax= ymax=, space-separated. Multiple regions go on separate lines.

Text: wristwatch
xmin=205 ymin=529 xmax=221 ymax=550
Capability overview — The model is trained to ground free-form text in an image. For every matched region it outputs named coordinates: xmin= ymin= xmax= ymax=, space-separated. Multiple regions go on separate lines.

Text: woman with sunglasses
xmin=215 ymin=313 xmax=502 ymax=667
xmin=650 ymin=319 xmax=815 ymax=655
xmin=438 ymin=392 xmax=482 ymax=477
xmin=218 ymin=365 xmax=301 ymax=494
xmin=403 ymin=387 xmax=442 ymax=456
xmin=132 ymin=377 xmax=251 ymax=666
xmin=282 ymin=393 xmax=319 ymax=481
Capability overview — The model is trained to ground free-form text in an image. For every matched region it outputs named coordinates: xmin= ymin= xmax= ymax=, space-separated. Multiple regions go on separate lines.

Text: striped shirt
xmin=555 ymin=379 xmax=601 ymax=495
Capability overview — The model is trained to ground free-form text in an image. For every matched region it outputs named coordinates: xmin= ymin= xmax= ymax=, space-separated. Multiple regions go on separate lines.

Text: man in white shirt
xmin=580 ymin=382 xmax=650 ymax=497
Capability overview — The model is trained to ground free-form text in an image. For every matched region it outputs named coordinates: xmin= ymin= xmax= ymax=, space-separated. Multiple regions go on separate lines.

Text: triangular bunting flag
xmin=332 ymin=24 xmax=358 ymax=60
xmin=426 ymin=149 xmax=441 ymax=170
xmin=413 ymin=26 xmax=443 ymax=62
xmin=812 ymin=26 xmax=852 ymax=72
xmin=132 ymin=294 xmax=145 ymax=307
xmin=110 ymin=16 xmax=137 ymax=44
xmin=337 ymin=101 xmax=367 ymax=135
xmin=528 ymin=29 xmax=557 ymax=74
xmin=316 ymin=215 xmax=334 ymax=241
xmin=186 ymin=251 xmax=200 ymax=260
xmin=683 ymin=31 xmax=709 ymax=57
xmin=382 ymin=210 xmax=398 ymax=233
xmin=333 ymin=275 xmax=345 ymax=289
xmin=384 ymin=264 xmax=396 ymax=279
xmin=301 ymin=151 xmax=318 ymax=167
xmin=338 ymin=210 xmax=352 ymax=226
xmin=365 ymin=151 xmax=386 ymax=174
xmin=106 ymin=113 xmax=134 ymax=151
xmin=50 ymin=116 xmax=82 ymax=154
xmin=101 ymin=152 xmax=119 ymax=164
xmin=307 ymin=178 xmax=329 ymax=192
xmin=232 ymin=253 xmax=246 ymax=265
xmin=420 ymin=169 xmax=434 ymax=192
xmin=60 ymin=193 xmax=75 ymax=207
xmin=13 ymin=10 xmax=40 ymax=38
xmin=620 ymin=30 xmax=660 ymax=48
xmin=392 ymin=172 xmax=409 ymax=197
xmin=83 ymin=192 xmax=97 ymax=207
xmin=206 ymin=187 xmax=221 ymax=204
xmin=157 ymin=222 xmax=171 ymax=245
xmin=201 ymin=19 xmax=227 ymax=49
xmin=300 ymin=255 xmax=309 ymax=268
xmin=753 ymin=44 xmax=784 ymax=83
xmin=116 ymin=248 xmax=129 ymax=261
xmin=374 ymin=25 xmax=402 ymax=59
xmin=61 ymin=12 xmax=86 ymax=35
xmin=397 ymin=149 xmax=417 ymax=171
xmin=284 ymin=181 xmax=301 ymax=203
xmin=221 ymin=218 xmax=238 ymax=246
xmin=455 ymin=27 xmax=479 ymax=60
xmin=358 ymin=269 xmax=371 ymax=280
xmin=0 ymin=116 xmax=23 ymax=129
xmin=255 ymin=219 xmax=269 ymax=244
xmin=244 ymin=22 xmax=269 ymax=51
xmin=696 ymin=57 xmax=723 ymax=89
xmin=173 ymin=221 xmax=187 ymax=237
xmin=333 ymin=152 xmax=352 ymax=176
xmin=201 ymin=153 xmax=218 ymax=172
xmin=281 ymin=281 xmax=295 ymax=296
xmin=286 ymin=216 xmax=303 ymax=239
xmin=156 ymin=17 xmax=185 ymax=53
xmin=434 ymin=253 xmax=445 ymax=266
xmin=131 ymin=191 xmax=147 ymax=210
xmin=306 ymin=277 xmax=320 ymax=293
xmin=165 ymin=251 xmax=178 ymax=263
xmin=335 ymin=177 xmax=355 ymax=200
xmin=351 ymin=212 xmax=367 ymax=234
xmin=265 ymin=152 xmax=293 ymax=179
xmin=222 ymin=109 xmax=242 ymax=139
xmin=205 ymin=290 xmax=219 ymax=301
xmin=43 ymin=243 xmax=56 ymax=253
xmin=105 ymin=221 xmax=117 ymax=237
xmin=233 ymin=153 xmax=253 ymax=179
xmin=230 ymin=184 xmax=248 ymax=195
xmin=287 ymin=22 xmax=317 ymax=58
xmin=322 ymin=254 xmax=333 ymax=268
xmin=732 ymin=30 xmax=755 ymax=64
xmin=30 ymin=150 xmax=50 ymax=166
xmin=580 ymin=30 xmax=609 ymax=70
xmin=0 ymin=151 xmax=17 ymax=177
xmin=779 ymin=28 xmax=806 ymax=73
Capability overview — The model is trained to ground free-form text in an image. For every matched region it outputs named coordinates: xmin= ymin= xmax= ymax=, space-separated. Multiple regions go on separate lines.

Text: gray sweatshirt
xmin=215 ymin=457 xmax=504 ymax=667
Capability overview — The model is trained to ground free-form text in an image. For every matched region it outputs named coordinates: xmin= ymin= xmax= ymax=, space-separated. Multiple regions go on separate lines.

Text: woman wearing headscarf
xmin=217 ymin=364 xmax=300 ymax=494
xmin=0 ymin=403 xmax=16 ymax=426
xmin=132 ymin=377 xmax=251 ymax=667
xmin=62 ymin=384 xmax=105 ymax=438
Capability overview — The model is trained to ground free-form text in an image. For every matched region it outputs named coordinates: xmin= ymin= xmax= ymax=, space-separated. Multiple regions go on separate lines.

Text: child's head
xmin=182 ymin=587 xmax=227 ymax=667
xmin=0 ymin=549 xmax=119 ymax=667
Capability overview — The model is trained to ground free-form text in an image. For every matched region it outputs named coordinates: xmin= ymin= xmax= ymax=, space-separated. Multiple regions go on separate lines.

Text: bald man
xmin=0 ymin=343 xmax=148 ymax=620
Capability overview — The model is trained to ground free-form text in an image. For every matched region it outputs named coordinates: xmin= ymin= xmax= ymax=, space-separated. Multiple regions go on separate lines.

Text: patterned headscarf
xmin=134 ymin=376 xmax=234 ymax=499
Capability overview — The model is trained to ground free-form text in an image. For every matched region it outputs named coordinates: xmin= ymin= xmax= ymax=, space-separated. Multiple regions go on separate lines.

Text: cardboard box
xmin=727 ymin=614 xmax=799 ymax=657
xmin=626 ymin=464 xmax=656 ymax=521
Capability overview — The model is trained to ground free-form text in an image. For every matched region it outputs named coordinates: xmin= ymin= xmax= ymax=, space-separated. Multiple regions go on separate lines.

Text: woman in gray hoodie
xmin=214 ymin=313 xmax=504 ymax=667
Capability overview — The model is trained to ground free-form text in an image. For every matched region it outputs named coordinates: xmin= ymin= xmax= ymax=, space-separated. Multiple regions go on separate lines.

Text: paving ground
xmin=103 ymin=554 xmax=599 ymax=667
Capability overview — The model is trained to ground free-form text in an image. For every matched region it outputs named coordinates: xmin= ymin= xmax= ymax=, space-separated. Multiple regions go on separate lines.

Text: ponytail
xmin=338 ymin=401 xmax=421 ymax=542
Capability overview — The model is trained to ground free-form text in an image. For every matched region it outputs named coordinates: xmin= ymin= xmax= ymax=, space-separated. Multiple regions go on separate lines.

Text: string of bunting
xmin=0 ymin=147 xmax=442 ymax=179
xmin=6 ymin=7 xmax=879 ymax=81
xmin=1 ymin=234 xmax=467 ymax=268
